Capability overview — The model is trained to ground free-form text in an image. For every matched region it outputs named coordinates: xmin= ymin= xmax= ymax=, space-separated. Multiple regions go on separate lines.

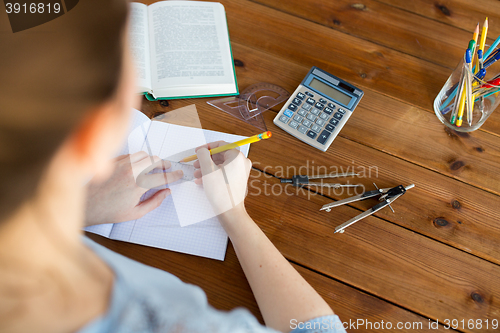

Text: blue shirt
xmin=78 ymin=237 xmax=346 ymax=333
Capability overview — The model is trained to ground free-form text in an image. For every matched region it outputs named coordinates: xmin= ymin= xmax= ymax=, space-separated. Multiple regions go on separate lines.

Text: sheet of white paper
xmin=167 ymin=125 xmax=249 ymax=227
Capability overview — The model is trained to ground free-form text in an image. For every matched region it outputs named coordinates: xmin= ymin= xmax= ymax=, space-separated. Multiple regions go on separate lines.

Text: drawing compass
xmin=321 ymin=183 xmax=415 ymax=234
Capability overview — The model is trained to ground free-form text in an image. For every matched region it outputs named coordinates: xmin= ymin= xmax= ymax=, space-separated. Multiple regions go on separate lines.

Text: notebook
xmin=85 ymin=109 xmax=249 ymax=260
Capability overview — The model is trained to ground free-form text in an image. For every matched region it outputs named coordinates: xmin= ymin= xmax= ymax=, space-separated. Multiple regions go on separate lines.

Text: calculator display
xmin=309 ymin=78 xmax=352 ymax=106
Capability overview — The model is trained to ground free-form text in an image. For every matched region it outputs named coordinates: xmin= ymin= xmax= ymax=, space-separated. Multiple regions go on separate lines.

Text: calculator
xmin=273 ymin=67 xmax=364 ymax=151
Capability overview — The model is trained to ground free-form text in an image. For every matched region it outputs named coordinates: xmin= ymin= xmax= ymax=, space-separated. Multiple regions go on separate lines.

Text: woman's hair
xmin=0 ymin=0 xmax=128 ymax=220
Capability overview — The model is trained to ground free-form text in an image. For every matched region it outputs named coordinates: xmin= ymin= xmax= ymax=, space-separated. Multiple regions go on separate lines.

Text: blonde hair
xmin=0 ymin=0 xmax=128 ymax=220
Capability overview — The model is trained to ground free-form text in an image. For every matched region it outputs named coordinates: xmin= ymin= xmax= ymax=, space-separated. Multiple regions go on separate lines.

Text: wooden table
xmin=87 ymin=1 xmax=500 ymax=331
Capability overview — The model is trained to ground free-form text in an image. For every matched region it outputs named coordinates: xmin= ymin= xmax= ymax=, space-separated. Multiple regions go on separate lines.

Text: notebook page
xmin=106 ymin=119 xmax=170 ymax=242
xmin=84 ymin=109 xmax=151 ymax=238
xmin=109 ymin=120 xmax=249 ymax=260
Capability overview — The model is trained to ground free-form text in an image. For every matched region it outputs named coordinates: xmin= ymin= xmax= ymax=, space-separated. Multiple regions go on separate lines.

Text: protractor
xmin=238 ymin=82 xmax=290 ymax=118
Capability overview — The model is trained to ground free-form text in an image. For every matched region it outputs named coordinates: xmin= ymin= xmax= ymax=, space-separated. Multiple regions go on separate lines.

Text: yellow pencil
xmin=473 ymin=23 xmax=480 ymax=44
xmin=456 ymin=48 xmax=473 ymax=127
xmin=479 ymin=17 xmax=488 ymax=52
xmin=455 ymin=85 xmax=467 ymax=127
xmin=471 ymin=23 xmax=479 ymax=70
xmin=475 ymin=18 xmax=488 ymax=73
xmin=180 ymin=131 xmax=272 ymax=163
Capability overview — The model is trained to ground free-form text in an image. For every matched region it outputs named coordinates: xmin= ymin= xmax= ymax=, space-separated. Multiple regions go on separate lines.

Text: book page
xmin=130 ymin=2 xmax=152 ymax=93
xmin=148 ymin=1 xmax=236 ymax=98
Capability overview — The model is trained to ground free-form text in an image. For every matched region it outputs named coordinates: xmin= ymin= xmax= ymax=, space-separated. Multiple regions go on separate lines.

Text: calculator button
xmin=289 ymin=120 xmax=299 ymax=129
xmin=328 ymin=102 xmax=335 ymax=108
xmin=317 ymin=130 xmax=331 ymax=145
xmin=288 ymin=103 xmax=297 ymax=111
xmin=315 ymin=118 xmax=325 ymax=126
xmin=298 ymin=125 xmax=308 ymax=134
xmin=305 ymin=91 xmax=314 ymax=97
xmin=283 ymin=109 xmax=294 ymax=118
xmin=307 ymin=130 xmax=317 ymax=139
xmin=315 ymin=102 xmax=324 ymax=110
xmin=292 ymin=98 xmax=302 ymax=106
xmin=302 ymin=103 xmax=312 ymax=111
xmin=294 ymin=115 xmax=304 ymax=122
xmin=298 ymin=108 xmax=307 ymax=116
xmin=302 ymin=119 xmax=312 ymax=128
xmin=306 ymin=113 xmax=316 ymax=122
xmin=337 ymin=108 xmax=346 ymax=114
xmin=324 ymin=107 xmax=334 ymax=115
xmin=311 ymin=124 xmax=321 ymax=133
xmin=325 ymin=124 xmax=335 ymax=132
xmin=296 ymin=92 xmax=305 ymax=100
xmin=279 ymin=115 xmax=289 ymax=123
xmin=306 ymin=97 xmax=316 ymax=105
xmin=319 ymin=98 xmax=327 ymax=104
xmin=333 ymin=112 xmax=344 ymax=120
xmin=329 ymin=118 xmax=339 ymax=126
xmin=319 ymin=112 xmax=329 ymax=120
xmin=310 ymin=108 xmax=320 ymax=116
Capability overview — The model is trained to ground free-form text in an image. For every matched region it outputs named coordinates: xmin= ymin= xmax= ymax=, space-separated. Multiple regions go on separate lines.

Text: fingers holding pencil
xmin=193 ymin=141 xmax=234 ymax=168
xmin=193 ymin=141 xmax=250 ymax=187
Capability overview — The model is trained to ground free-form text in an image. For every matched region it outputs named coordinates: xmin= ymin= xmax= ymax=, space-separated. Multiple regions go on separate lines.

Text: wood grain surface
xmin=87 ymin=1 xmax=500 ymax=332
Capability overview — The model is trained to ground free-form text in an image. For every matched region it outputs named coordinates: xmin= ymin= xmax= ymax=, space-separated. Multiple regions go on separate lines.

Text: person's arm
xmin=222 ymin=206 xmax=334 ymax=332
xmin=194 ymin=143 xmax=334 ymax=333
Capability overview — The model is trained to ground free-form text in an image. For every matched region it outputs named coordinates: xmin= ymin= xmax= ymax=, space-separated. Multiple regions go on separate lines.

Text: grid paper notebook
xmin=85 ymin=109 xmax=250 ymax=260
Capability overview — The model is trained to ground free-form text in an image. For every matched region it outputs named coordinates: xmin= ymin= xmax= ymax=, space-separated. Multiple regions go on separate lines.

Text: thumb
xmin=197 ymin=148 xmax=217 ymax=176
xmin=135 ymin=189 xmax=170 ymax=218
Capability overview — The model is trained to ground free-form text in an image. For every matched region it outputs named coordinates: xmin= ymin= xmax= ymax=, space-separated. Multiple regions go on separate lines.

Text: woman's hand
xmin=193 ymin=141 xmax=252 ymax=217
xmin=85 ymin=151 xmax=183 ymax=226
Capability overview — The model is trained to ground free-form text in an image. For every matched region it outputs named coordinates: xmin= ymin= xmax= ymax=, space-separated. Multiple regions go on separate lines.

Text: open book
xmin=85 ymin=109 xmax=249 ymax=260
xmin=130 ymin=1 xmax=238 ymax=100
